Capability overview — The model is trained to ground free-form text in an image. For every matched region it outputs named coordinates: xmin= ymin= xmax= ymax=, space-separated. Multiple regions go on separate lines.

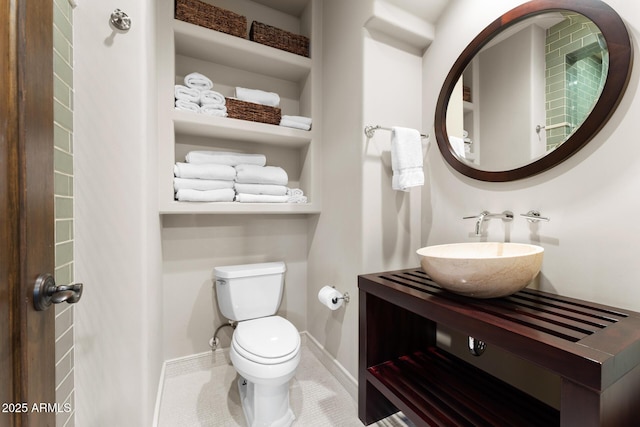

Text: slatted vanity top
xmin=358 ymin=268 xmax=640 ymax=392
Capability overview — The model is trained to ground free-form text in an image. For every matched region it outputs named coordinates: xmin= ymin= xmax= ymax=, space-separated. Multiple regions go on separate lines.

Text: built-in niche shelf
xmin=173 ymin=19 xmax=312 ymax=83
xmin=160 ymin=200 xmax=320 ymax=215
xmin=172 ymin=110 xmax=312 ymax=148
xmin=157 ymin=0 xmax=321 ymax=215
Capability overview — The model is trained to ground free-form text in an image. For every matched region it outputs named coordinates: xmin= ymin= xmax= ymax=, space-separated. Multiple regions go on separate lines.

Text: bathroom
xmin=24 ymin=0 xmax=640 ymax=425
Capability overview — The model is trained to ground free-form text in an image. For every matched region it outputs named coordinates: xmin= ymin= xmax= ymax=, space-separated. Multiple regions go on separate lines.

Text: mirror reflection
xmin=446 ymin=12 xmax=608 ymax=172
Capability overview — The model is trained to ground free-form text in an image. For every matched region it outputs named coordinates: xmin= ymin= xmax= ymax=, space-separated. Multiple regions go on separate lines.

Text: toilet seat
xmin=233 ymin=316 xmax=300 ymax=365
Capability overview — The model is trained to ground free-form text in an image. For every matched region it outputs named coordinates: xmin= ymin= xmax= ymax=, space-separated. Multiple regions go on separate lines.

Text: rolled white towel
xmin=279 ymin=118 xmax=310 ymax=131
xmin=186 ymin=151 xmax=266 ymax=167
xmin=288 ymin=194 xmax=307 ymax=204
xmin=287 ymin=188 xmax=304 ymax=197
xmin=201 ymin=104 xmax=228 ymax=117
xmin=281 ymin=115 xmax=312 ymax=126
xmin=235 ymin=193 xmax=289 ymax=203
xmin=174 ymin=162 xmax=236 ymax=180
xmin=200 ymin=90 xmax=226 ymax=105
xmin=184 ymin=72 xmax=213 ymax=91
xmin=235 ymin=164 xmax=288 ymax=186
xmin=235 ymin=87 xmax=280 ymax=107
xmin=175 ymin=99 xmax=200 ymax=113
xmin=175 ymin=85 xmax=201 ymax=103
xmin=176 ymin=188 xmax=235 ymax=202
xmin=286 ymin=188 xmax=307 ymax=203
xmin=174 ymin=178 xmax=234 ymax=192
xmin=235 ymin=183 xmax=288 ymax=196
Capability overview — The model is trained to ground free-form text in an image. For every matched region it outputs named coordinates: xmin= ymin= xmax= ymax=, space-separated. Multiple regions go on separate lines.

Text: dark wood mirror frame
xmin=434 ymin=0 xmax=633 ymax=182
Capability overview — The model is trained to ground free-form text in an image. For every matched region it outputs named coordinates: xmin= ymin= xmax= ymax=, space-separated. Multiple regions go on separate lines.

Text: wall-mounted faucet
xmin=463 ymin=210 xmax=514 ymax=236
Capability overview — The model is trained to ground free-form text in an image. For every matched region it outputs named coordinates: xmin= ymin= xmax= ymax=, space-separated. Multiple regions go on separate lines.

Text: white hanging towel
xmin=391 ymin=127 xmax=424 ymax=192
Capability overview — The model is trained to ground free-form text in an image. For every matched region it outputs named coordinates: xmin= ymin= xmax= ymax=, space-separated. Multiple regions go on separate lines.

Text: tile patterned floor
xmin=157 ymin=345 xmax=414 ymax=427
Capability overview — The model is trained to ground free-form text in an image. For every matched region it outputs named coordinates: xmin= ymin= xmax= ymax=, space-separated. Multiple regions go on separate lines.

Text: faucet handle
xmin=462 ymin=211 xmax=489 ymax=220
xmin=520 ymin=210 xmax=550 ymax=223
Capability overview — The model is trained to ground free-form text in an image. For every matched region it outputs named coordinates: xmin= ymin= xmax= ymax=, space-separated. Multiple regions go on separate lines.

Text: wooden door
xmin=1 ymin=0 xmax=56 ymax=426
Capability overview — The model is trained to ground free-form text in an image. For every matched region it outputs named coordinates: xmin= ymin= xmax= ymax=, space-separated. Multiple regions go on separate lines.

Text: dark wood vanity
xmin=359 ymin=268 xmax=640 ymax=426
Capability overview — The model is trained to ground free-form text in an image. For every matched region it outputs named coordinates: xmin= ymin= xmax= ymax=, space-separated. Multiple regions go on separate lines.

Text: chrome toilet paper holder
xmin=330 ymin=286 xmax=350 ymax=304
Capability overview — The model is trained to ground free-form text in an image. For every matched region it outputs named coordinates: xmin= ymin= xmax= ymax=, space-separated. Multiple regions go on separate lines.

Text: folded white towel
xmin=175 ymin=85 xmax=201 ymax=103
xmin=235 ymin=164 xmax=288 ymax=186
xmin=279 ymin=118 xmax=311 ymax=131
xmin=176 ymin=188 xmax=235 ymax=202
xmin=184 ymin=72 xmax=213 ymax=91
xmin=235 ymin=183 xmax=288 ymax=196
xmin=281 ymin=115 xmax=312 ymax=125
xmin=235 ymin=87 xmax=280 ymax=107
xmin=391 ymin=127 xmax=425 ymax=192
xmin=174 ymin=162 xmax=236 ymax=181
xmin=174 ymin=178 xmax=234 ymax=192
xmin=186 ymin=151 xmax=266 ymax=167
xmin=201 ymin=104 xmax=228 ymax=117
xmin=200 ymin=90 xmax=226 ymax=105
xmin=235 ymin=193 xmax=289 ymax=203
xmin=175 ymin=99 xmax=200 ymax=113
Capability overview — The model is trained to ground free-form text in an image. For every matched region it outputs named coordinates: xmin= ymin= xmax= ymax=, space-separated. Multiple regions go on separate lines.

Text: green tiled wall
xmin=545 ymin=13 xmax=607 ymax=150
xmin=53 ymin=0 xmax=75 ymax=425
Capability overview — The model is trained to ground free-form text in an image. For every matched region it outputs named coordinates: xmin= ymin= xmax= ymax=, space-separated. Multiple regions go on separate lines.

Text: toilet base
xmin=237 ymin=376 xmax=295 ymax=427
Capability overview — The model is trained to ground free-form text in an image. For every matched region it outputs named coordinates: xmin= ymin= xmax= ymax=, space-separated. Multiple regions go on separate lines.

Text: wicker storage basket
xmin=175 ymin=0 xmax=247 ymax=38
xmin=226 ymin=98 xmax=281 ymax=125
xmin=249 ymin=21 xmax=310 ymax=57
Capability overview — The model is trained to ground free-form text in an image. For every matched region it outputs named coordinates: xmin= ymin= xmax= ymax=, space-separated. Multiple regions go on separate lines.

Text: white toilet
xmin=214 ymin=262 xmax=300 ymax=427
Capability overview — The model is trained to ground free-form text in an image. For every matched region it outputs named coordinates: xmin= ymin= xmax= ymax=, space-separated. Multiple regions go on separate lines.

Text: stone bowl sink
xmin=416 ymin=242 xmax=544 ymax=298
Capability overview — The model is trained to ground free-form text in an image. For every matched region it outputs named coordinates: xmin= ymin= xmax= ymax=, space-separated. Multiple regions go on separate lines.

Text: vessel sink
xmin=416 ymin=242 xmax=544 ymax=298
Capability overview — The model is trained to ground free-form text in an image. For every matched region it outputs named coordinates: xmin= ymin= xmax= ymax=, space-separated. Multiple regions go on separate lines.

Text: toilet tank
xmin=214 ymin=262 xmax=286 ymax=321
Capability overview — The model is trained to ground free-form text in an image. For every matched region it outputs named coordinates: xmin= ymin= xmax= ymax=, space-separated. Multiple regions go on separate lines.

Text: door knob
xmin=33 ymin=273 xmax=83 ymax=311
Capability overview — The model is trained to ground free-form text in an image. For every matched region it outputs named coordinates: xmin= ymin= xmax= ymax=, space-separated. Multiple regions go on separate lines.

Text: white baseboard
xmin=300 ymin=331 xmax=358 ymax=402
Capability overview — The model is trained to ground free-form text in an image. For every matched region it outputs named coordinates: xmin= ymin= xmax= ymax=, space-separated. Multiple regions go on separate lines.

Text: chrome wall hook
xmin=110 ymin=9 xmax=131 ymax=32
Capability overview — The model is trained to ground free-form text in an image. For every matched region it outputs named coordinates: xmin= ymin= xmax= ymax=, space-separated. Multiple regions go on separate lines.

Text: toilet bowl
xmin=230 ymin=316 xmax=300 ymax=427
xmin=214 ymin=262 xmax=299 ymax=427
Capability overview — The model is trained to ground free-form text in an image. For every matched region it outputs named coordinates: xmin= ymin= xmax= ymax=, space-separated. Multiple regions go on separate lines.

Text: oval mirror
xmin=434 ymin=0 xmax=632 ymax=182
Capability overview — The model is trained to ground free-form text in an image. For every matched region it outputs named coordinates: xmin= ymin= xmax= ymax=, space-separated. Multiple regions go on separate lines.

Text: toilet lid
xmin=234 ymin=316 xmax=300 ymax=364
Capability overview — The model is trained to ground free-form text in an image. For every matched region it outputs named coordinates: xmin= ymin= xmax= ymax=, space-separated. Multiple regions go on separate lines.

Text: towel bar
xmin=364 ymin=125 xmax=428 ymax=139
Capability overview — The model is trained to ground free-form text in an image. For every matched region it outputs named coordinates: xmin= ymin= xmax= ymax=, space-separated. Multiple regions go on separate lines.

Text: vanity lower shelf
xmin=368 ymin=348 xmax=558 ymax=426
xmin=358 ymin=268 xmax=640 ymax=427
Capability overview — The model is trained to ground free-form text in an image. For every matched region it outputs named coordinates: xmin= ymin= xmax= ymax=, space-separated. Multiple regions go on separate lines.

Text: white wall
xmin=307 ymin=0 xmax=368 ymax=380
xmin=74 ymin=1 xmax=163 ymax=425
xmin=423 ymin=0 xmax=640 ymax=313
xmin=307 ymin=0 xmax=427 ymax=381
xmin=161 ymin=215 xmax=309 ymax=359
